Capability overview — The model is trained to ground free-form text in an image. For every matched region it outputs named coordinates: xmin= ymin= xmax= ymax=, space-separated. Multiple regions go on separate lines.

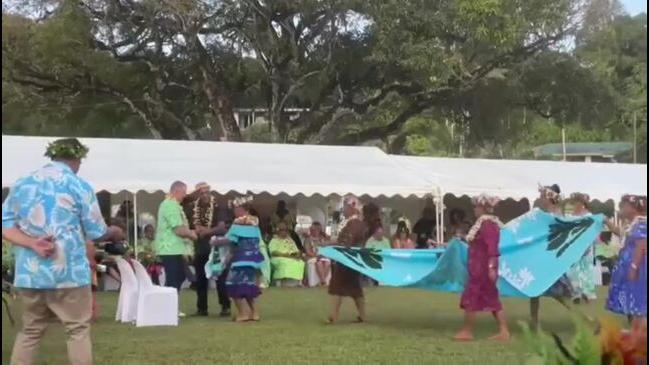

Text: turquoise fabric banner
xmin=319 ymin=209 xmax=604 ymax=298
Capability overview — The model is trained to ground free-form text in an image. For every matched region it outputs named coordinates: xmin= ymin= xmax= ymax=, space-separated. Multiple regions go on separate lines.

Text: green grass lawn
xmin=2 ymin=287 xmax=624 ymax=364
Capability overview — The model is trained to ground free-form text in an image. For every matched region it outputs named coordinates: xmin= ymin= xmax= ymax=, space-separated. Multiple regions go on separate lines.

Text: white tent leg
xmin=133 ymin=192 xmax=138 ymax=260
xmin=439 ymin=192 xmax=445 ymax=244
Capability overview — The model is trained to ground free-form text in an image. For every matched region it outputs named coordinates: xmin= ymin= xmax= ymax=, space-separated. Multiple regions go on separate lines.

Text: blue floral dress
xmin=224 ymin=218 xmax=266 ymax=299
xmin=606 ymin=218 xmax=647 ymax=317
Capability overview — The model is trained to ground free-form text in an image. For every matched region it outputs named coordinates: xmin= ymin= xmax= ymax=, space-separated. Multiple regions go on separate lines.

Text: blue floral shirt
xmin=2 ymin=162 xmax=107 ymax=289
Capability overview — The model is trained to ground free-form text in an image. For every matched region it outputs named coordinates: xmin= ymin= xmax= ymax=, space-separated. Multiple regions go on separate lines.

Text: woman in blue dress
xmin=214 ymin=195 xmax=266 ymax=322
xmin=605 ymin=194 xmax=646 ymax=325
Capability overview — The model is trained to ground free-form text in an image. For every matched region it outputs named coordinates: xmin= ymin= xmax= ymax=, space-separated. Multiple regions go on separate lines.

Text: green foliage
xmin=520 ymin=316 xmax=601 ymax=365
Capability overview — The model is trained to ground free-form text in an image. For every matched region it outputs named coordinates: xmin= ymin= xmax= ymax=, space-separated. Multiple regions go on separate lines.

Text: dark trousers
xmin=194 ymin=253 xmax=231 ymax=313
xmin=160 ymin=255 xmax=186 ymax=291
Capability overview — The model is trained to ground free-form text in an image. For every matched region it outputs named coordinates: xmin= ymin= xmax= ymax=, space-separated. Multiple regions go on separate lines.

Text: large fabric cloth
xmin=320 ymin=209 xmax=604 ymax=298
xmin=269 ymin=237 xmax=305 ymax=281
xmin=225 ymin=223 xmax=265 ymax=299
xmin=606 ymin=218 xmax=647 ymax=317
xmin=328 ymin=217 xmax=367 ymax=298
xmin=2 ymin=162 xmax=107 ymax=289
xmin=460 ymin=220 xmax=502 ymax=312
xmin=155 ymin=198 xmax=190 ymax=256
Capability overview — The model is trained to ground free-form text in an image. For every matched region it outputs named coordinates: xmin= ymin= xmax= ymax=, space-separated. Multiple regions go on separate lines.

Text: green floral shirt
xmin=155 ymin=198 xmax=191 ymax=256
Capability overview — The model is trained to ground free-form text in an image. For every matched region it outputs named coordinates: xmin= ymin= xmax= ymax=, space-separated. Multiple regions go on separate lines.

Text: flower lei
xmin=234 ymin=215 xmax=259 ymax=226
xmin=192 ymin=196 xmax=215 ymax=228
xmin=466 ymin=215 xmax=504 ymax=243
xmin=339 ymin=214 xmax=359 ymax=232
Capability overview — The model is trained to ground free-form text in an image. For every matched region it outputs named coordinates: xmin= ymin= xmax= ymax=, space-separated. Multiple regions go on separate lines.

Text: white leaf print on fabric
xmin=51 ymin=243 xmax=67 ymax=275
xmin=517 ymin=236 xmax=534 ymax=245
xmin=25 ymin=257 xmax=40 ymax=274
xmin=14 ymin=274 xmax=32 ymax=288
xmin=27 ymin=203 xmax=46 ymax=229
xmin=56 ymin=282 xmax=78 ymax=289
xmin=500 ymin=261 xmax=536 ymax=290
xmin=389 ymin=251 xmax=413 ymax=258
xmin=55 ymin=193 xmax=75 ymax=210
xmin=90 ymin=204 xmax=103 ymax=222
xmin=34 ymin=166 xmax=64 ymax=182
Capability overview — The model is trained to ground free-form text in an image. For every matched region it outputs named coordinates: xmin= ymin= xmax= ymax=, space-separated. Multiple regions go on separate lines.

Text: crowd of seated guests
xmin=98 ymin=197 xmax=470 ymax=289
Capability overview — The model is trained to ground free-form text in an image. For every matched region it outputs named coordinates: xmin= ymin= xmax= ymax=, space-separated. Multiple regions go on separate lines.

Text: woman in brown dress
xmin=327 ymin=195 xmax=368 ymax=323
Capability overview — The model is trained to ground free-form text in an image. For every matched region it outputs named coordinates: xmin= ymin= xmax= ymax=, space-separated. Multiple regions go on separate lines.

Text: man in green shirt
xmin=155 ymin=181 xmax=197 ymax=310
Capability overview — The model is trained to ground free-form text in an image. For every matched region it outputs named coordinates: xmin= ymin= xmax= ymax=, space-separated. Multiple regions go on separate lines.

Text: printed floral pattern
xmin=2 ymin=162 xmax=107 ymax=289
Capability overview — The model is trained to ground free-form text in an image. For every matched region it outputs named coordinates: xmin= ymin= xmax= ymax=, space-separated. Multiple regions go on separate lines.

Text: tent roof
xmin=1 ymin=135 xmax=435 ymax=197
xmin=392 ymin=155 xmax=647 ymax=202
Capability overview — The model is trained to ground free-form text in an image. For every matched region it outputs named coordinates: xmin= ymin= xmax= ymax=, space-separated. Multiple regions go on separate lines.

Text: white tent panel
xmin=2 ymin=135 xmax=435 ymax=197
xmin=392 ymin=155 xmax=647 ymax=202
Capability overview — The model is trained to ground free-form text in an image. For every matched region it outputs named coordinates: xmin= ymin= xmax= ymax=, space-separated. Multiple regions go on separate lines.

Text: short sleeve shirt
xmin=1 ymin=162 xmax=107 ymax=289
xmin=155 ymin=198 xmax=190 ymax=256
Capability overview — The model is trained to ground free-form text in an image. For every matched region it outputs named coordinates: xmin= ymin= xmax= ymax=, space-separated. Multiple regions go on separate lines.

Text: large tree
xmin=2 ymin=0 xmax=633 ymax=155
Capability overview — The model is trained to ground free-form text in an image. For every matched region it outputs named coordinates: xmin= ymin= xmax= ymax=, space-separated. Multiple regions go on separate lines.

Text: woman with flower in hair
xmin=327 ymin=195 xmax=368 ymax=324
xmin=566 ymin=192 xmax=598 ymax=303
xmin=605 ymin=194 xmax=647 ymax=325
xmin=454 ymin=194 xmax=510 ymax=341
xmin=213 ymin=195 xmax=266 ymax=322
xmin=391 ymin=220 xmax=415 ymax=249
xmin=530 ymin=184 xmax=576 ymax=330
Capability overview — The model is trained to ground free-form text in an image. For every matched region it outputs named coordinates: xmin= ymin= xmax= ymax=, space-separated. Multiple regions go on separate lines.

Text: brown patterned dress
xmin=328 ymin=218 xmax=367 ymax=298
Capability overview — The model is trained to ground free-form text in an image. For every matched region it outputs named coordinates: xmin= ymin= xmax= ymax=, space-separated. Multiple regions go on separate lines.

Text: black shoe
xmin=219 ymin=308 xmax=231 ymax=317
xmin=192 ymin=310 xmax=208 ymax=317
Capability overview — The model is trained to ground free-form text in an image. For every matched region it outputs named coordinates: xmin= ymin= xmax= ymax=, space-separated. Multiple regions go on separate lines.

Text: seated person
xmin=365 ymin=226 xmax=391 ymax=250
xmin=304 ymin=222 xmax=331 ymax=286
xmin=392 ymin=221 xmax=415 ymax=249
xmin=269 ymin=222 xmax=305 ymax=287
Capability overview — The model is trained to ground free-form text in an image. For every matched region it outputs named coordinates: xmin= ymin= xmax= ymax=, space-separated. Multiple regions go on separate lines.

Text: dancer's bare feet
xmin=453 ymin=330 xmax=474 ymax=341
xmin=488 ymin=332 xmax=511 ymax=342
xmin=234 ymin=315 xmax=249 ymax=323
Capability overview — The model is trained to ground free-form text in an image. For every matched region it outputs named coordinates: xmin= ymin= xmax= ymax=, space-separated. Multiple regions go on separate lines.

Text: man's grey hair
xmin=170 ymin=181 xmax=187 ymax=193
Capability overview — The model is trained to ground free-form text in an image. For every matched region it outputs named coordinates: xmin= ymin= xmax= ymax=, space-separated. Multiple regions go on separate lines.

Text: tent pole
xmin=133 ymin=192 xmax=138 ymax=260
xmin=439 ymin=190 xmax=445 ymax=244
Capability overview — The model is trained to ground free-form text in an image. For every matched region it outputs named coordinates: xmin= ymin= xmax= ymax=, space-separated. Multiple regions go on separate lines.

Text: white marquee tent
xmin=392 ymin=155 xmax=647 ymax=203
xmin=1 ymin=135 xmax=436 ymax=198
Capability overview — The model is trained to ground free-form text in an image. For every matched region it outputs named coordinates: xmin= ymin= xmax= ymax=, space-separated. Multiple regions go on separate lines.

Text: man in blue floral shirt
xmin=2 ymin=138 xmax=123 ymax=365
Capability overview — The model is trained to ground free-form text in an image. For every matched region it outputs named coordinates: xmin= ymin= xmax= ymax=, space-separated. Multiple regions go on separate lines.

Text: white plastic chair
xmin=306 ymin=258 xmax=331 ymax=287
xmin=130 ymin=260 xmax=179 ymax=327
xmin=115 ymin=257 xmax=139 ymax=323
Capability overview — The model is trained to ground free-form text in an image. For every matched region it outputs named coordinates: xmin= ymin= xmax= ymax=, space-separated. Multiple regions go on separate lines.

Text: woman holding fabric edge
xmin=604 ymin=194 xmax=647 ymax=326
xmin=327 ymin=195 xmax=368 ymax=324
xmin=453 ymin=194 xmax=510 ymax=342
xmin=566 ymin=193 xmax=598 ymax=303
xmin=530 ymin=184 xmax=577 ymax=330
